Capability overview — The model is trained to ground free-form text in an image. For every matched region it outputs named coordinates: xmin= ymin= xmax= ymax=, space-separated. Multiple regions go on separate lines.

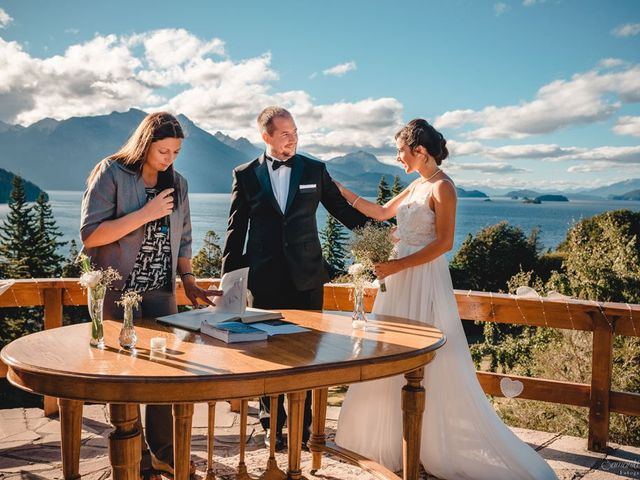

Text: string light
xmin=592 ymin=300 xmax=613 ymax=330
xmin=626 ymin=303 xmax=638 ymax=337
xmin=512 ymin=295 xmax=529 ymax=325
xmin=538 ymin=297 xmax=549 ymax=328
xmin=488 ymin=292 xmax=497 ymax=322
xmin=564 ymin=298 xmax=576 ymax=331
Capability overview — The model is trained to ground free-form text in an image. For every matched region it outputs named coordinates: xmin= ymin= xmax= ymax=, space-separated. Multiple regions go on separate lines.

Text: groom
xmin=222 ymin=106 xmax=370 ymax=450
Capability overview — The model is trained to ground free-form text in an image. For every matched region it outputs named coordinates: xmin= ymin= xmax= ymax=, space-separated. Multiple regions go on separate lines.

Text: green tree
xmin=391 ymin=175 xmax=404 ymax=196
xmin=470 ymin=210 xmax=640 ymax=447
xmin=549 ymin=210 xmax=640 ymax=303
xmin=376 ymin=175 xmax=392 ymax=205
xmin=192 ymin=230 xmax=222 ymax=278
xmin=321 ymin=215 xmax=349 ymax=279
xmin=61 ymin=239 xmax=82 ymax=278
xmin=32 ymin=192 xmax=65 ymax=277
xmin=0 ymin=176 xmax=39 ymax=279
xmin=449 ymin=221 xmax=540 ymax=292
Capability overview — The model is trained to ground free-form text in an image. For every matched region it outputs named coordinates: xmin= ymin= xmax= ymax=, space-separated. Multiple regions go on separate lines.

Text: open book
xmin=157 ymin=268 xmax=282 ymax=331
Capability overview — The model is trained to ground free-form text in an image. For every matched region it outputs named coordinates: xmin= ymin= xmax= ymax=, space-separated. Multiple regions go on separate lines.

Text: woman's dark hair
xmin=395 ymin=119 xmax=448 ymax=165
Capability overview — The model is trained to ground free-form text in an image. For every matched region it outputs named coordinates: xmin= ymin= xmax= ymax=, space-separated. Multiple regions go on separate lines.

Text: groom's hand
xmin=182 ymin=276 xmax=223 ymax=307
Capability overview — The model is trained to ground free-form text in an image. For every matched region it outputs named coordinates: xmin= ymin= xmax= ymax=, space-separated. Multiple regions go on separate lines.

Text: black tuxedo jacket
xmin=221 ymin=153 xmax=369 ymax=292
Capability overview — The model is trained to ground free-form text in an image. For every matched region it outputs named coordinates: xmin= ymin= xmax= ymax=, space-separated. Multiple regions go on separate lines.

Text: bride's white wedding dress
xmin=335 ymin=179 xmax=557 ymax=480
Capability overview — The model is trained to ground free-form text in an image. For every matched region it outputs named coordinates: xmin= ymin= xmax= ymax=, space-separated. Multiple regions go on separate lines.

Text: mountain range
xmin=0 ymin=109 xmax=637 ymax=201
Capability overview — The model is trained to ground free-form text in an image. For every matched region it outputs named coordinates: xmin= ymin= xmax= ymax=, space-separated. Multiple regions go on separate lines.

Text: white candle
xmin=150 ymin=337 xmax=166 ymax=353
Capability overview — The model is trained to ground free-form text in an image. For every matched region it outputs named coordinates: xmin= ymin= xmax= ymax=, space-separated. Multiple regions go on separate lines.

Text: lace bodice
xmin=396 ymin=180 xmax=438 ymax=246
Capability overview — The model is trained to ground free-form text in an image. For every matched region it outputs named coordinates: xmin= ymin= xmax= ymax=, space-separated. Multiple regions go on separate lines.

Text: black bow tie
xmin=270 ymin=157 xmax=294 ymax=170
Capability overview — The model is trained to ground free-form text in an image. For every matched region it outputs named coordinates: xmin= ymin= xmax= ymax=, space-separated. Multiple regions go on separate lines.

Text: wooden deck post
xmin=587 ymin=312 xmax=615 ymax=452
xmin=43 ymin=287 xmax=63 ymax=416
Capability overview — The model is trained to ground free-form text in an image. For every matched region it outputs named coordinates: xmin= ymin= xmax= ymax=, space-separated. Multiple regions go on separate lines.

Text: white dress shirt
xmin=265 ymin=153 xmax=292 ymax=213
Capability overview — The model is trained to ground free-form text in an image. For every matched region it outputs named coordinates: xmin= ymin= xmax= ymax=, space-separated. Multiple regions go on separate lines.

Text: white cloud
xmin=567 ymin=161 xmax=640 ymax=174
xmin=494 ymin=3 xmax=509 ymax=16
xmin=452 ymin=140 xmax=640 ymax=164
xmin=611 ymin=23 xmax=640 ymax=37
xmin=0 ymin=30 xmax=402 ymax=158
xmin=0 ymin=8 xmax=12 ymax=28
xmin=323 ymin=61 xmax=357 ymax=77
xmin=129 ymin=28 xmax=225 ymax=70
xmin=447 ymin=161 xmax=528 ymax=174
xmin=434 ymin=62 xmax=640 ymax=139
xmin=549 ymin=145 xmax=640 ymax=163
xmin=613 ymin=116 xmax=640 ymax=137
xmin=64 ymin=28 xmax=79 ymax=35
xmin=598 ymin=58 xmax=626 ymax=69
xmin=0 ymin=35 xmax=161 ymax=125
xmin=523 ymin=0 xmax=546 ymax=6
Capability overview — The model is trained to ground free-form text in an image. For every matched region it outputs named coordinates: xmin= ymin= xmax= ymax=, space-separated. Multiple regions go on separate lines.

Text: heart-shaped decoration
xmin=500 ymin=377 xmax=524 ymax=398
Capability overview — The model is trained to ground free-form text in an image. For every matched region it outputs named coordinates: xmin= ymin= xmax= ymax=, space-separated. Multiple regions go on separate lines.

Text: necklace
xmin=420 ymin=168 xmax=441 ymax=183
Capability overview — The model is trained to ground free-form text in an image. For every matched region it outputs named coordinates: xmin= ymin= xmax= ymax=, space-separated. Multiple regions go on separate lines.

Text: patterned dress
xmin=124 ymin=188 xmax=172 ymax=292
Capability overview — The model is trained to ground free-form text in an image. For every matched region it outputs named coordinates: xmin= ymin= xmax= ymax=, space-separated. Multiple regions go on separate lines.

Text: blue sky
xmin=0 ymin=0 xmax=639 ymax=191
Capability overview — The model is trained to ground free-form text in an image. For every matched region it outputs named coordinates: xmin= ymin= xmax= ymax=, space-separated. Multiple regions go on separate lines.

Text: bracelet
xmin=352 ymin=196 xmax=361 ymax=208
xmin=180 ymin=272 xmax=195 ymax=279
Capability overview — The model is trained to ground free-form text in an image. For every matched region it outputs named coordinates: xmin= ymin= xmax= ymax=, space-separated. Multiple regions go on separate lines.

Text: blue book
xmin=200 ymin=320 xmax=268 ymax=343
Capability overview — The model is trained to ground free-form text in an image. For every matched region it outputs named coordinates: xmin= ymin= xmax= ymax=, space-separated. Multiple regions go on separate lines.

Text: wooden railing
xmin=1 ymin=278 xmax=639 ymax=452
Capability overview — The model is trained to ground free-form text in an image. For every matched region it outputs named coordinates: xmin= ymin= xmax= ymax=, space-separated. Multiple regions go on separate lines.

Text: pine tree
xmin=192 ymin=230 xmax=223 ymax=278
xmin=61 ymin=239 xmax=82 ymax=277
xmin=376 ymin=175 xmax=392 ymax=205
xmin=0 ymin=176 xmax=39 ymax=279
xmin=32 ymin=192 xmax=65 ymax=277
xmin=391 ymin=175 xmax=404 ymax=196
xmin=321 ymin=215 xmax=349 ymax=279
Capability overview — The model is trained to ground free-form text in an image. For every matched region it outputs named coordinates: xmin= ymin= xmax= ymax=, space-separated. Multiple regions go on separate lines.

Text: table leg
xmin=286 ymin=391 xmax=307 ymax=480
xmin=236 ymin=399 xmax=254 ymax=480
xmin=402 ymin=368 xmax=425 ymax=480
xmin=309 ymin=388 xmax=328 ymax=472
xmin=109 ymin=403 xmax=142 ymax=480
xmin=173 ymin=403 xmax=195 ymax=480
xmin=59 ymin=398 xmax=83 ymax=480
xmin=206 ymin=401 xmax=216 ymax=479
xmin=260 ymin=395 xmax=286 ymax=480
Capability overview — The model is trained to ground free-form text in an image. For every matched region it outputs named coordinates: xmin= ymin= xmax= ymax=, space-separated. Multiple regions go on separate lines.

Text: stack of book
xmin=200 ymin=321 xmax=268 ymax=343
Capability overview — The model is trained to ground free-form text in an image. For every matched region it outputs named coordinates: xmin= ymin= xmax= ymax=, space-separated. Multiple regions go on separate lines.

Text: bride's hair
xmin=395 ymin=119 xmax=448 ymax=165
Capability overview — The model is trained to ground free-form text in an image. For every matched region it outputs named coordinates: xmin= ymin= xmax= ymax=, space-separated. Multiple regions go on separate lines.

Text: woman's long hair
xmin=87 ymin=112 xmax=184 ymax=186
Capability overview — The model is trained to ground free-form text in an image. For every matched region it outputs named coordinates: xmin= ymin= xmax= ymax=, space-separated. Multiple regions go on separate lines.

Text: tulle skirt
xmin=334 ymin=243 xmax=557 ymax=479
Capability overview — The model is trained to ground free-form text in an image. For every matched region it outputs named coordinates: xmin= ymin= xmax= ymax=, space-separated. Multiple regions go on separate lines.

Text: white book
xmin=157 ymin=268 xmax=282 ymax=330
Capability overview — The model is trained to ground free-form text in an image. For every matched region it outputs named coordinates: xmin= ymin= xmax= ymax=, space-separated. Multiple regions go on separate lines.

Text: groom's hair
xmin=257 ymin=106 xmax=293 ymax=135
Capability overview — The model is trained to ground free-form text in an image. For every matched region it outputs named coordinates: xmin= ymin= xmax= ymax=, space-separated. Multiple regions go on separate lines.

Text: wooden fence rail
xmin=1 ymin=278 xmax=639 ymax=452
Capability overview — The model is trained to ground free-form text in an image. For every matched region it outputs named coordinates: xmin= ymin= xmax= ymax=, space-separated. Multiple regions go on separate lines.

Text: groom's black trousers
xmin=251 ymin=262 xmax=324 ymax=443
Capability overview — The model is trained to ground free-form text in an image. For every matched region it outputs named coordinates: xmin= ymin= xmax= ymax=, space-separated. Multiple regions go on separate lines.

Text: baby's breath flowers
xmin=116 ymin=291 xmax=142 ymax=310
xmin=349 ymin=223 xmax=394 ymax=292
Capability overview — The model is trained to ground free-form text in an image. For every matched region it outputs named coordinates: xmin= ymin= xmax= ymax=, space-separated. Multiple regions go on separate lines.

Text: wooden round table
xmin=1 ymin=310 xmax=445 ymax=480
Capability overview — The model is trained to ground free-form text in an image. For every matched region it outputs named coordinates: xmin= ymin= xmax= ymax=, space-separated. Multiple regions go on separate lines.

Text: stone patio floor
xmin=1 ymin=402 xmax=639 ymax=479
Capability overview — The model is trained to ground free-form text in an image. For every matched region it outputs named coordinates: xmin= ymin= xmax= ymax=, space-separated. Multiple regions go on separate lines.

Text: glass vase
xmin=119 ymin=304 xmax=137 ymax=349
xmin=88 ymin=288 xmax=105 ymax=348
xmin=351 ymin=282 xmax=367 ymax=330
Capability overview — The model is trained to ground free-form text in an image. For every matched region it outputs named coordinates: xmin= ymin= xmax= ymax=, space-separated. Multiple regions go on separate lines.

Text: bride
xmin=333 ymin=119 xmax=557 ymax=479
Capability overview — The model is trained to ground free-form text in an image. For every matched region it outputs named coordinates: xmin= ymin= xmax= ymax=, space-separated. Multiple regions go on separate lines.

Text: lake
xmin=2 ymin=191 xmax=640 ymax=258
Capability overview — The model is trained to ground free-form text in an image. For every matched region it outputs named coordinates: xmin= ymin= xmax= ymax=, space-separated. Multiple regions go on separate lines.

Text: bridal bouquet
xmin=77 ymin=253 xmax=121 ymax=347
xmin=349 ymin=223 xmax=394 ymax=292
xmin=347 ymin=224 xmax=394 ymax=329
